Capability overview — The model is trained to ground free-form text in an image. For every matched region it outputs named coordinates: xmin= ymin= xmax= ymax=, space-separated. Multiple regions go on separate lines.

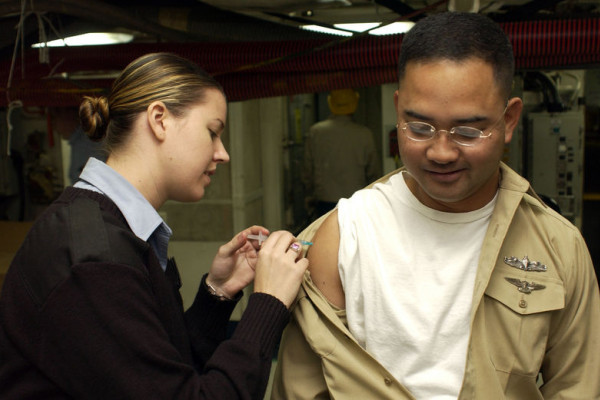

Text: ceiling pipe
xmin=1 ymin=17 xmax=599 ymax=106
xmin=0 ymin=0 xmax=205 ymax=42
xmin=494 ymin=0 xmax=564 ymax=21
xmin=372 ymin=0 xmax=417 ymax=17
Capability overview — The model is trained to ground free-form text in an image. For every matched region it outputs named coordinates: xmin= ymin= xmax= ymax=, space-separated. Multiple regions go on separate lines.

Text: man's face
xmin=394 ymin=58 xmax=522 ymax=212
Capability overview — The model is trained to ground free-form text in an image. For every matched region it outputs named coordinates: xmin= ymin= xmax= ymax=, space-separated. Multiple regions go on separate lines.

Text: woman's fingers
xmin=219 ymin=225 xmax=269 ymax=257
xmin=254 ymin=231 xmax=309 ymax=308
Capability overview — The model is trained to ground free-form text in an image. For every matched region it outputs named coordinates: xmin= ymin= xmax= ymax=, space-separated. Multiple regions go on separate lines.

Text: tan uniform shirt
xmin=272 ymin=163 xmax=600 ymax=399
xmin=303 ymin=114 xmax=381 ymax=203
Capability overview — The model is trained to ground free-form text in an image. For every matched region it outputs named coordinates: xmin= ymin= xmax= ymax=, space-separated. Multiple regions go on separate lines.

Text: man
xmin=302 ymin=88 xmax=381 ymax=219
xmin=272 ymin=12 xmax=600 ymax=399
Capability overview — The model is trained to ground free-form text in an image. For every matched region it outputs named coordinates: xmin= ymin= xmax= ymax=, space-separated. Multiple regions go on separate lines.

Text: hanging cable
xmin=4 ymin=0 xmax=28 ymax=156
xmin=36 ymin=11 xmax=50 ymax=64
xmin=6 ymin=0 xmax=27 ymax=104
xmin=559 ymin=72 xmax=582 ymax=109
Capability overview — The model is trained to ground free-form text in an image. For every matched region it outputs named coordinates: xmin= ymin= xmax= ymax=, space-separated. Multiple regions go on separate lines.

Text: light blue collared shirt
xmin=74 ymin=158 xmax=172 ymax=271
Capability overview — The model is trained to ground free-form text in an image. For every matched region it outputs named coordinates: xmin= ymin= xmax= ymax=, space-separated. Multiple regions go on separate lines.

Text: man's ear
xmin=503 ymin=97 xmax=523 ymax=144
xmin=147 ymin=101 xmax=168 ymax=142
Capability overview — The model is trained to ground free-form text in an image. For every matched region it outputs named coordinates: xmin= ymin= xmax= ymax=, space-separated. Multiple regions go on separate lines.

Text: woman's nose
xmin=214 ymin=139 xmax=230 ymax=163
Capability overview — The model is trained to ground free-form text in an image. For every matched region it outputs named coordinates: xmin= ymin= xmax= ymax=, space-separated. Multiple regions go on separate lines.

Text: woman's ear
xmin=147 ymin=101 xmax=168 ymax=142
xmin=503 ymin=97 xmax=523 ymax=144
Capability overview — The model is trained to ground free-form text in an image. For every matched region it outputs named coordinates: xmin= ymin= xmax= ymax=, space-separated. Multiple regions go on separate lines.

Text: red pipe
xmin=1 ymin=17 xmax=599 ymax=106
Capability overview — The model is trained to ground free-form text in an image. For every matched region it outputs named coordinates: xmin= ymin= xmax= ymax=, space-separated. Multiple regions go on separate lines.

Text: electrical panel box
xmin=526 ymin=111 xmax=585 ymax=228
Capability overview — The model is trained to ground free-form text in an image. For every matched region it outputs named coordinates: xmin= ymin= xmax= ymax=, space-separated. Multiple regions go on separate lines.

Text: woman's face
xmin=163 ymin=88 xmax=229 ymax=202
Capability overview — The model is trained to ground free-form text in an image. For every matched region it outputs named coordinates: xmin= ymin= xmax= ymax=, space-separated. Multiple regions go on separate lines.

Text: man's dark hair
xmin=397 ymin=12 xmax=515 ymax=99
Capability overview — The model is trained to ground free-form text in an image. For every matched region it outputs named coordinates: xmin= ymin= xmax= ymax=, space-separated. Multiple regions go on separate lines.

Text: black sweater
xmin=0 ymin=187 xmax=289 ymax=399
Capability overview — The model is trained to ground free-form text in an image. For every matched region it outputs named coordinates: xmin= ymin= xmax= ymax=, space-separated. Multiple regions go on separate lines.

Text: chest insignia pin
xmin=504 ymin=255 xmax=547 ymax=272
xmin=505 ymin=277 xmax=546 ymax=294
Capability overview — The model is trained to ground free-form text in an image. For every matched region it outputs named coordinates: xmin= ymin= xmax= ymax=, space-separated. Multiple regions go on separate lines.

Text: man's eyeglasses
xmin=397 ymin=106 xmax=508 ymax=147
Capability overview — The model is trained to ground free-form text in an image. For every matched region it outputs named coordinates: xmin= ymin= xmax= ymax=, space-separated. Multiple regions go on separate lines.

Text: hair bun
xmin=79 ymin=96 xmax=109 ymax=142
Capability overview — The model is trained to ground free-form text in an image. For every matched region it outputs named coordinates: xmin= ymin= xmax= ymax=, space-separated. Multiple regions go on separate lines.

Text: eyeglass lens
xmin=403 ymin=122 xmax=486 ymax=145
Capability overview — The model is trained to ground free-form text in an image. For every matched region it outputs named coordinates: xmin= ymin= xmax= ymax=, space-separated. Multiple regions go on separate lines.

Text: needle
xmin=247 ymin=232 xmax=313 ymax=246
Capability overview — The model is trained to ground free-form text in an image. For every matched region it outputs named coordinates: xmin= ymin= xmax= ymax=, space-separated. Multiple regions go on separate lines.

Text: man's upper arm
xmin=307 ymin=209 xmax=345 ymax=309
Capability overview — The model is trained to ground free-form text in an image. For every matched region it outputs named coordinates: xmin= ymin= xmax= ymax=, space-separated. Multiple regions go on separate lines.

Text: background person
xmin=302 ymin=88 xmax=381 ymax=219
xmin=52 ymin=106 xmax=106 ymax=185
xmin=0 ymin=52 xmax=308 ymax=399
xmin=273 ymin=12 xmax=600 ymax=399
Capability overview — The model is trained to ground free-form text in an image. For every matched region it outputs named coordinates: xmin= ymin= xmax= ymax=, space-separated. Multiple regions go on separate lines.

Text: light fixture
xmin=32 ymin=32 xmax=134 ymax=48
xmin=300 ymin=25 xmax=353 ymax=36
xmin=368 ymin=21 xmax=415 ymax=36
xmin=301 ymin=21 xmax=414 ymax=37
xmin=333 ymin=23 xmax=381 ymax=33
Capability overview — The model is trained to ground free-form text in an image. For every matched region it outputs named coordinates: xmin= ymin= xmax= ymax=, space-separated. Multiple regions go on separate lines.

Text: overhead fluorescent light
xmin=368 ymin=22 xmax=415 ymax=36
xmin=300 ymin=25 xmax=353 ymax=37
xmin=53 ymin=71 xmax=123 ymax=80
xmin=32 ymin=32 xmax=134 ymax=48
xmin=333 ymin=23 xmax=381 ymax=33
xmin=369 ymin=21 xmax=415 ymax=36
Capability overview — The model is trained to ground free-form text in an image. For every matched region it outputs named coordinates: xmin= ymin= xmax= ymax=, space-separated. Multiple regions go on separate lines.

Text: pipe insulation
xmin=1 ymin=17 xmax=599 ymax=106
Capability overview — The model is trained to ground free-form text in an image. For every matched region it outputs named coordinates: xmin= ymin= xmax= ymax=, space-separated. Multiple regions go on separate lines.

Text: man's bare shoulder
xmin=307 ymin=210 xmax=345 ymax=309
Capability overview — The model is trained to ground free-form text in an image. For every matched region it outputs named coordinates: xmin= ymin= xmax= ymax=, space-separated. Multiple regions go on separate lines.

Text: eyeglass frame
xmin=396 ymin=105 xmax=509 ymax=147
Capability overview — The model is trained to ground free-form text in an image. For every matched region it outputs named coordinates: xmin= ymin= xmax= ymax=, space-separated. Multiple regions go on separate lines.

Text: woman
xmin=0 ymin=53 xmax=308 ymax=399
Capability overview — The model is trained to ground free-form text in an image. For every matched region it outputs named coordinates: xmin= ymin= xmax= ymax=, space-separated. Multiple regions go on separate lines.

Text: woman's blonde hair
xmin=79 ymin=52 xmax=224 ymax=153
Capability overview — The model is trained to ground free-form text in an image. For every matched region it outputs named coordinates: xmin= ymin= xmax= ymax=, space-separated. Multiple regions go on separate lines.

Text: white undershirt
xmin=337 ymin=172 xmax=497 ymax=399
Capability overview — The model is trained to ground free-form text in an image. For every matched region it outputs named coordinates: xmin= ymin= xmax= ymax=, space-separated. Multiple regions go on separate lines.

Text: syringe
xmin=247 ymin=232 xmax=312 ymax=246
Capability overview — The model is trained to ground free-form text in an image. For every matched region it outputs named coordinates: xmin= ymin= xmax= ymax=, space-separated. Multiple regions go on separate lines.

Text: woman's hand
xmin=253 ymin=230 xmax=309 ymax=308
xmin=206 ymin=228 xmax=309 ymax=308
xmin=206 ymin=226 xmax=269 ymax=299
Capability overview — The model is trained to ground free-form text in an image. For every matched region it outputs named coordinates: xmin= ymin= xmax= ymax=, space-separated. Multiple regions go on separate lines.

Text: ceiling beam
xmin=372 ymin=0 xmax=416 ymax=16
xmin=262 ymin=11 xmax=345 ymax=31
xmin=497 ymin=0 xmax=564 ymax=21
xmin=0 ymin=0 xmax=206 ymax=42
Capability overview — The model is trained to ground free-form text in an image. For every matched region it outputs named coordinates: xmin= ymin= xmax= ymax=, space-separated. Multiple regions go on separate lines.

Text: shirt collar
xmin=76 ymin=158 xmax=172 ymax=243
